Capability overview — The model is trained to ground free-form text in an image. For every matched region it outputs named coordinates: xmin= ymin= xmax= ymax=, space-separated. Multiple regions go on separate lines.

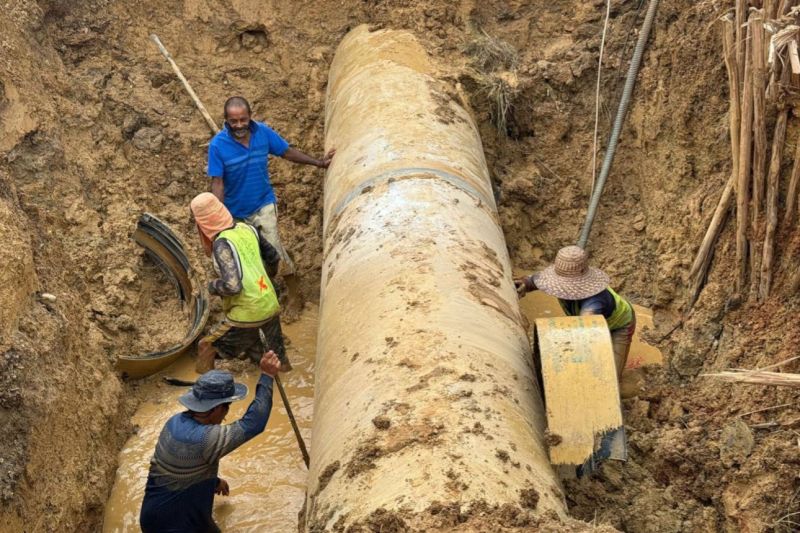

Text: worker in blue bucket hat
xmin=140 ymin=351 xmax=281 ymax=533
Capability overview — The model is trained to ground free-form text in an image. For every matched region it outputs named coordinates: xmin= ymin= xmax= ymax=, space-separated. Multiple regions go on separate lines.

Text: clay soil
xmin=1 ymin=0 xmax=799 ymax=532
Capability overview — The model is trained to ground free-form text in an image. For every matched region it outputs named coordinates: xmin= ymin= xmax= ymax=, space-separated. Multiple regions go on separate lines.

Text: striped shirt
xmin=207 ymin=121 xmax=290 ymax=219
xmin=140 ymin=374 xmax=274 ymax=532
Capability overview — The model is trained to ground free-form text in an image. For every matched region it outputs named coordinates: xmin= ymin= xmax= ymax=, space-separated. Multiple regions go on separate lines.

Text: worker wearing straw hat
xmin=515 ymin=245 xmax=636 ymax=378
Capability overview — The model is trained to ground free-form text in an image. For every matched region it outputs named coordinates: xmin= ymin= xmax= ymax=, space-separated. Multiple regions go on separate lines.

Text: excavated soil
xmin=1 ymin=0 xmax=799 ymax=531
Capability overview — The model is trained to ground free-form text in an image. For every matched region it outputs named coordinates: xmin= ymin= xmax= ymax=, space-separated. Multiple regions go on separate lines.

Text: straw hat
xmin=532 ymin=245 xmax=610 ymax=300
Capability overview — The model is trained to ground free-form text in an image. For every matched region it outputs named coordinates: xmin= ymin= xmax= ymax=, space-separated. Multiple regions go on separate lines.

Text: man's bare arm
xmin=211 ymin=177 xmax=224 ymax=201
xmin=281 ymin=147 xmax=336 ymax=169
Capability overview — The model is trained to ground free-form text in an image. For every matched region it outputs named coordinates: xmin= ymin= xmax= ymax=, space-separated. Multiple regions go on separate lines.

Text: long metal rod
xmin=150 ymin=34 xmax=220 ymax=135
xmin=577 ymin=0 xmax=660 ymax=248
xmin=260 ymin=329 xmax=310 ymax=468
xmin=275 ymin=374 xmax=310 ymax=467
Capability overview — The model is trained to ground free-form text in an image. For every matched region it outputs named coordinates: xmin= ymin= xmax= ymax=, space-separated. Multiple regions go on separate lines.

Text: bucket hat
xmin=532 ymin=245 xmax=610 ymax=300
xmin=178 ymin=370 xmax=248 ymax=412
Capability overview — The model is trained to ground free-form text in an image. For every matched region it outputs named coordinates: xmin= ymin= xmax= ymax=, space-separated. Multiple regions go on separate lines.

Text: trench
xmin=101 ymin=292 xmax=661 ymax=532
xmin=102 ymin=307 xmax=318 ymax=532
xmin=4 ymin=1 xmax=800 ymax=531
xmin=100 ymin=23 xmax=665 ymax=530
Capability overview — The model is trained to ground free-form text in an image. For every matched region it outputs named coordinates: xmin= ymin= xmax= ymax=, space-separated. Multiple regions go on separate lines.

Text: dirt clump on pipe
xmin=1 ymin=0 xmax=799 ymax=531
xmin=342 ymin=502 xmax=619 ymax=533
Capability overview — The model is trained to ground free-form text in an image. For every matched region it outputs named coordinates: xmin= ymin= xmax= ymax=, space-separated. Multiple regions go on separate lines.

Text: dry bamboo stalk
xmin=736 ymin=17 xmax=755 ymax=294
xmin=766 ymin=0 xmax=778 ymax=18
xmin=687 ymin=17 xmax=741 ymax=305
xmin=704 ymin=370 xmax=800 ymax=387
xmin=751 ymin=13 xmax=768 ymax=222
xmin=758 ymin=65 xmax=790 ymax=300
xmin=736 ymin=0 xmax=748 ymax=77
xmin=750 ymin=12 xmax=768 ymax=298
xmin=758 ymin=354 xmax=800 ymax=371
xmin=778 ymin=0 xmax=794 ymax=16
xmin=688 ymin=178 xmax=735 ymax=305
xmin=726 ymin=15 xmax=743 ymax=185
xmin=785 ymin=136 xmax=800 ymax=224
xmin=758 ymin=109 xmax=787 ymax=298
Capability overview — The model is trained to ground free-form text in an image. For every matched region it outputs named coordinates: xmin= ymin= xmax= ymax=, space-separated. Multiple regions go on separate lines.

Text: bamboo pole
xmin=751 ymin=12 xmax=767 ymax=218
xmin=786 ymin=143 xmax=800 ymax=224
xmin=766 ymin=0 xmax=778 ymax=19
xmin=149 ymin=34 xmax=220 ymax=135
xmin=750 ymin=12 xmax=768 ymax=298
xmin=736 ymin=1 xmax=748 ymax=78
xmin=726 ymin=14 xmax=743 ymax=200
xmin=759 ymin=65 xmax=790 ymax=300
xmin=689 ymin=177 xmax=735 ymax=306
xmin=736 ymin=16 xmax=755 ymax=294
xmin=705 ymin=370 xmax=800 ymax=387
xmin=689 ymin=17 xmax=741 ymax=297
xmin=688 ymin=16 xmax=741 ymax=306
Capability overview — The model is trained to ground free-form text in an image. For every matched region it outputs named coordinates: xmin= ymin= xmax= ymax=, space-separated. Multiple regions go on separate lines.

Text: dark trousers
xmin=205 ymin=316 xmax=286 ymax=364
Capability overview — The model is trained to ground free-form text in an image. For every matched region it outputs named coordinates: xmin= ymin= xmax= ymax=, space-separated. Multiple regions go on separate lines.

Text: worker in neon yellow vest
xmin=515 ymin=245 xmax=635 ymax=378
xmin=190 ymin=192 xmax=288 ymax=374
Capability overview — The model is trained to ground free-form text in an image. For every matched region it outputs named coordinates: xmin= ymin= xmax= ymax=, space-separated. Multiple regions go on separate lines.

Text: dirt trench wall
xmin=0 ymin=3 xmax=128 ymax=530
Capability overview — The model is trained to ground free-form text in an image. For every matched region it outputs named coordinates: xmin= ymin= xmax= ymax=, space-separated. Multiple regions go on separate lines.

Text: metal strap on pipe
xmin=329 ymin=166 xmax=496 ymax=220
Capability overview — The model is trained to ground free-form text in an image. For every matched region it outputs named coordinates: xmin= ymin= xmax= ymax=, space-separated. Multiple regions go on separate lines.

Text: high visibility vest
xmin=559 ymin=287 xmax=633 ymax=331
xmin=216 ymin=223 xmax=279 ymax=323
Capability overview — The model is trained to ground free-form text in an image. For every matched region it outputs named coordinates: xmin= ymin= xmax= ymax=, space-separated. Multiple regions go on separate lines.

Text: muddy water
xmin=103 ymin=306 xmax=318 ymax=532
xmin=518 ymin=290 xmax=663 ymax=368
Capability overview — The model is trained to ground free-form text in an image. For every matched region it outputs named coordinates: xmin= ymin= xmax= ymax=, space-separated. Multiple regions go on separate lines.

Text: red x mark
xmin=257 ymin=275 xmax=268 ymax=292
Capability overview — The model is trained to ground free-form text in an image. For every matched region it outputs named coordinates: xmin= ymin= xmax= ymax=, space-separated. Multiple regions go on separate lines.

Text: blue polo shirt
xmin=207 ymin=121 xmax=290 ymax=219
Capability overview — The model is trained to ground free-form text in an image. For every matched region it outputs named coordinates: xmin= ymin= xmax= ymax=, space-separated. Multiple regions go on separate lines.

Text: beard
xmin=231 ymin=126 xmax=249 ymax=139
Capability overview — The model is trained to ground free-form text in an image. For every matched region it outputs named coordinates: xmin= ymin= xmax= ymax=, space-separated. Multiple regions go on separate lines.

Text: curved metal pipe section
xmin=115 ymin=213 xmax=209 ymax=379
xmin=303 ymin=26 xmax=564 ymax=531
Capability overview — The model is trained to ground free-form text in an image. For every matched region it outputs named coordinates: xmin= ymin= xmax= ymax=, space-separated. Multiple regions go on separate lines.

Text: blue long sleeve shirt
xmin=140 ymin=374 xmax=274 ymax=533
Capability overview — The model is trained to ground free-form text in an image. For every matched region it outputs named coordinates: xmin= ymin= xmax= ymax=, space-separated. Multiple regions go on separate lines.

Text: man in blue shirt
xmin=208 ymin=96 xmax=335 ymax=276
xmin=140 ymin=351 xmax=281 ymax=532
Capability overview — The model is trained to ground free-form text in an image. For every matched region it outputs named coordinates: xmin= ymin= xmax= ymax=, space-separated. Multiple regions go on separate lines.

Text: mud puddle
xmin=103 ymin=306 xmax=318 ymax=532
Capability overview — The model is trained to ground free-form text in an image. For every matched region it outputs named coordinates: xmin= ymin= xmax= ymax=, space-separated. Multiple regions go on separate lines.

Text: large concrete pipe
xmin=303 ymin=25 xmax=566 ymax=531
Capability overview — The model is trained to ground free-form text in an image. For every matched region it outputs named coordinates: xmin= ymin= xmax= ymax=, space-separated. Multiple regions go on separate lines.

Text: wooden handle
xmin=150 ymin=34 xmax=220 ymax=135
